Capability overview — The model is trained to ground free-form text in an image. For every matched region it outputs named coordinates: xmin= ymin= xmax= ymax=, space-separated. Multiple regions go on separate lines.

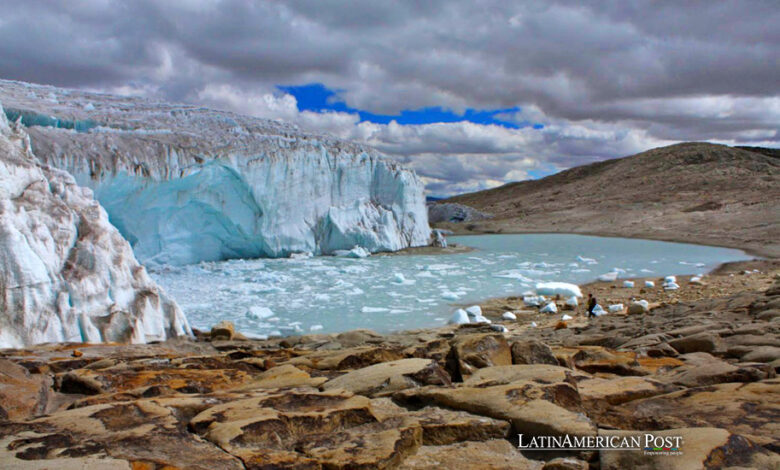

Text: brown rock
xmin=394 ymin=380 xmax=595 ymax=438
xmin=210 ymin=320 xmax=236 ymax=340
xmin=322 ymin=358 xmax=450 ymax=396
xmin=511 ymin=340 xmax=559 ymax=366
xmin=0 ymin=359 xmax=54 ymax=420
xmin=369 ymin=399 xmax=510 ymax=446
xmin=555 ymin=321 xmax=568 ymax=330
xmin=0 ymin=400 xmax=245 ymax=469
xmin=658 ymin=352 xmax=775 ymax=387
xmin=740 ymin=345 xmax=780 ymax=363
xmin=447 ymin=333 xmax=512 ymax=380
xmin=399 ymin=439 xmax=543 ymax=470
xmin=287 ymin=346 xmax=405 ymax=370
xmin=599 ymin=427 xmax=780 ymax=470
xmin=615 ymin=380 xmax=780 ymax=447
xmin=668 ymin=333 xmax=721 ymax=354
xmin=543 ymin=457 xmax=589 ymax=470
xmin=463 ymin=364 xmax=590 ymax=388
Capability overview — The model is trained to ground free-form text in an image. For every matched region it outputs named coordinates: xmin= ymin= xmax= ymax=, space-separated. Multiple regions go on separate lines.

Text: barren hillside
xmin=439 ymin=143 xmax=780 ymax=257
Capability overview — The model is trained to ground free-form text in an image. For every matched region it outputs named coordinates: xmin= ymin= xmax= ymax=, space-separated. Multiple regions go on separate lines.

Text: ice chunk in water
xmin=535 ymin=282 xmax=582 ymax=298
xmin=246 ymin=307 xmax=275 ymax=320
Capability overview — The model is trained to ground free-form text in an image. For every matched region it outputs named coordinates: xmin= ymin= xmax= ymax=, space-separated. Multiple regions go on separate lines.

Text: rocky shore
xmin=1 ymin=261 xmax=779 ymax=468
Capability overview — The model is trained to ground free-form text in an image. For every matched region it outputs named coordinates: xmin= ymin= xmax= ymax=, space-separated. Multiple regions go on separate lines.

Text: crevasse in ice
xmin=0 ymin=101 xmax=191 ymax=348
xmin=0 ymin=79 xmax=431 ymax=265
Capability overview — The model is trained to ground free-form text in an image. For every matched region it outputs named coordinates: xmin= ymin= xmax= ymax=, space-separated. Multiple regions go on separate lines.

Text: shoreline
xmin=438 ymin=224 xmax=777 ymax=259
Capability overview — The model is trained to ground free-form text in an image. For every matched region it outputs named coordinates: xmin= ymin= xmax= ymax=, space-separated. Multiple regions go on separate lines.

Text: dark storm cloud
xmin=0 ymin=0 xmax=777 ymax=194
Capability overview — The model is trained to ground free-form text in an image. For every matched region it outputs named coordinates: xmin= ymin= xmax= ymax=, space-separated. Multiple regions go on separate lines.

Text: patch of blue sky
xmin=278 ymin=83 xmax=544 ymax=130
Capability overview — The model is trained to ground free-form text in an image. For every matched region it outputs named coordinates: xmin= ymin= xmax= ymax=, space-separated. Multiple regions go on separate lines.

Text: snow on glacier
xmin=0 ymin=79 xmax=430 ymax=266
xmin=0 ymin=102 xmax=190 ymax=348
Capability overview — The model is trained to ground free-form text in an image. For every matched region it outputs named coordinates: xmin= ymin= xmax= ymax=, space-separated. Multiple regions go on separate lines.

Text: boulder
xmin=740 ymin=345 xmax=780 ymax=363
xmin=658 ymin=352 xmax=775 ymax=387
xmin=668 ymin=333 xmax=721 ymax=354
xmin=322 ymin=358 xmax=450 ymax=396
xmin=447 ymin=334 xmax=512 ymax=380
xmin=511 ymin=340 xmax=559 ymax=366
xmin=600 ymin=427 xmax=780 ymax=470
xmin=627 ymin=301 xmax=650 ymax=315
xmin=210 ymin=321 xmax=236 ymax=341
xmin=287 ymin=345 xmax=405 ymax=370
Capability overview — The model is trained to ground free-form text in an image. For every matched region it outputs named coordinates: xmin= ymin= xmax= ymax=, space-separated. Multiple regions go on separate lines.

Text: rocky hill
xmin=439 ymin=143 xmax=780 ymax=257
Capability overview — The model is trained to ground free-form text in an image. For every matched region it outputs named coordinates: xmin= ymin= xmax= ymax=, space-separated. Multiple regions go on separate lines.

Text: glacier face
xmin=0 ymin=102 xmax=191 ymax=349
xmin=0 ymin=80 xmax=431 ymax=265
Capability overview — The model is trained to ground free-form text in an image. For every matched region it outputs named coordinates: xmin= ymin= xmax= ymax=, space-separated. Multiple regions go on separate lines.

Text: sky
xmin=0 ymin=1 xmax=778 ymax=196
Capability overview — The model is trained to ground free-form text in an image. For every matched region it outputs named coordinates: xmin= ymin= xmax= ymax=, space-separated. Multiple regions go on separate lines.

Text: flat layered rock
xmin=286 ymin=346 xmax=405 ymax=371
xmin=370 ymin=398 xmax=510 ymax=445
xmin=463 ymin=364 xmax=590 ymax=388
xmin=394 ymin=380 xmax=595 ymax=438
xmin=656 ymin=352 xmax=775 ymax=387
xmin=0 ymin=400 xmax=244 ymax=469
xmin=600 ymin=427 xmax=780 ymax=470
xmin=399 ymin=439 xmax=543 ymax=470
xmin=322 ymin=358 xmax=450 ymax=396
xmin=615 ymin=380 xmax=780 ymax=447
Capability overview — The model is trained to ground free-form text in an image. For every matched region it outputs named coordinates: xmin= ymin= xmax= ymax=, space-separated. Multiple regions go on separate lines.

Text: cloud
xmin=0 ymin=0 xmax=777 ymax=195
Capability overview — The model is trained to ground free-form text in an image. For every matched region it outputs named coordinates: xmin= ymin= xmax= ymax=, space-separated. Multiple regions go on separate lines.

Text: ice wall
xmin=0 ymin=80 xmax=431 ymax=265
xmin=0 ymin=102 xmax=191 ymax=348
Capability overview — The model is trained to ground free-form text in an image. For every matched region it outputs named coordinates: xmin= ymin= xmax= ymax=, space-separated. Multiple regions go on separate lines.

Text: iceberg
xmin=448 ymin=309 xmax=470 ymax=325
xmin=0 ymin=80 xmax=430 ymax=266
xmin=535 ymin=282 xmax=583 ymax=298
xmin=540 ymin=302 xmax=558 ymax=314
xmin=0 ymin=103 xmax=190 ymax=348
xmin=597 ymin=271 xmax=619 ymax=282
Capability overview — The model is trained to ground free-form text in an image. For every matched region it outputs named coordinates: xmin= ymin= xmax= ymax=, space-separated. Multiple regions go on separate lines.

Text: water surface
xmin=151 ymin=234 xmax=749 ymax=338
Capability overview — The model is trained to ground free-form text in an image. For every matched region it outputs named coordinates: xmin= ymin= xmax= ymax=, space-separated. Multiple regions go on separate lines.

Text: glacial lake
xmin=150 ymin=234 xmax=750 ymax=338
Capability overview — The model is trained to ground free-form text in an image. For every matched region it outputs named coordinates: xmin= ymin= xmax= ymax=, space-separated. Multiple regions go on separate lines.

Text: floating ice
xmin=361 ymin=306 xmax=390 ymax=313
xmin=246 ymin=307 xmax=275 ymax=321
xmin=597 ymin=271 xmax=619 ymax=282
xmin=535 ymin=282 xmax=583 ymax=298
xmin=576 ymin=256 xmax=598 ymax=265
xmin=502 ymin=312 xmax=517 ymax=321
xmin=334 ymin=246 xmax=371 ymax=258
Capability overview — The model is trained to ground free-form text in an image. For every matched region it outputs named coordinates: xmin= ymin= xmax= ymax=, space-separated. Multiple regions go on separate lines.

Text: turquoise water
xmin=150 ymin=234 xmax=750 ymax=338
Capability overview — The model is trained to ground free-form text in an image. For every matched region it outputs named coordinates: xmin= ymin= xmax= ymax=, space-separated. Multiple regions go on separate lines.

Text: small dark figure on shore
xmin=586 ymin=293 xmax=597 ymax=318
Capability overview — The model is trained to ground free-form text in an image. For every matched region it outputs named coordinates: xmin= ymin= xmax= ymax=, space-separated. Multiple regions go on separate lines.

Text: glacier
xmin=0 ymin=80 xmax=431 ymax=265
xmin=0 ymin=102 xmax=191 ymax=349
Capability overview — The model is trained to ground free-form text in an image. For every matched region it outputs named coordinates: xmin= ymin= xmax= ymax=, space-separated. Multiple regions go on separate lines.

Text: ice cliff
xmin=0 ymin=102 xmax=190 ymax=349
xmin=0 ymin=80 xmax=431 ymax=265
